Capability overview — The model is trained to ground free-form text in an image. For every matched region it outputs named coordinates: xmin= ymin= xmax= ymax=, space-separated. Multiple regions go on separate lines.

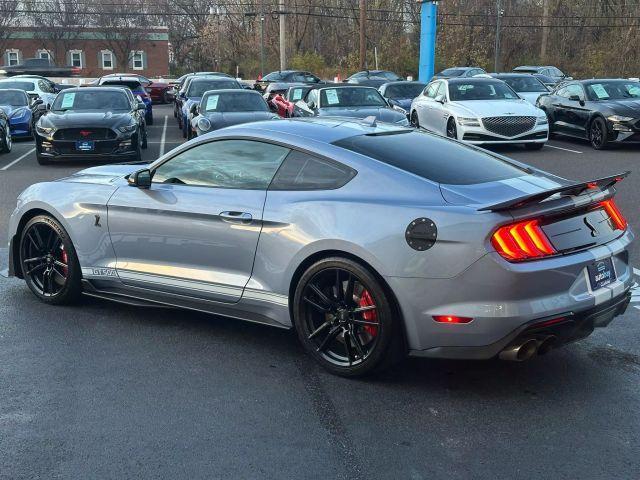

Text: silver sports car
xmin=7 ymin=118 xmax=634 ymax=376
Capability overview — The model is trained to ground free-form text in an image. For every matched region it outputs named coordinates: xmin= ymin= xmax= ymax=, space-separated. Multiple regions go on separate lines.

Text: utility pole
xmin=259 ymin=0 xmax=265 ymax=77
xmin=494 ymin=0 xmax=503 ymax=72
xmin=279 ymin=0 xmax=286 ymax=70
xmin=540 ymin=0 xmax=550 ymax=63
xmin=359 ymin=0 xmax=366 ymax=70
xmin=418 ymin=1 xmax=438 ymax=82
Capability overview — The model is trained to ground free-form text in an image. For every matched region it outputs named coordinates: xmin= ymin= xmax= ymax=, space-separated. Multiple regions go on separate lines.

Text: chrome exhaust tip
xmin=535 ymin=335 xmax=557 ymax=355
xmin=499 ymin=338 xmax=538 ymax=362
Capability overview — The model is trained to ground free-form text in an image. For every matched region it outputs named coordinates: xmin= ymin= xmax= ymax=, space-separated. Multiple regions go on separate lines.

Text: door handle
xmin=219 ymin=211 xmax=253 ymax=224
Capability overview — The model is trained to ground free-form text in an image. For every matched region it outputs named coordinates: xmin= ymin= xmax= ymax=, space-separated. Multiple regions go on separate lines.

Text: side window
xmin=291 ymin=73 xmax=306 ymax=82
xmin=270 ymin=150 xmax=357 ymax=191
xmin=435 ymin=82 xmax=447 ymax=98
xmin=425 ymin=82 xmax=439 ymax=98
xmin=153 ymin=140 xmax=290 ymax=189
xmin=305 ymin=73 xmax=320 ymax=83
xmin=566 ymin=84 xmax=584 ymax=100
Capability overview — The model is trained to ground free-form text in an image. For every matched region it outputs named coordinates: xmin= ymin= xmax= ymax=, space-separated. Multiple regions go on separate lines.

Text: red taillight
xmin=433 ymin=315 xmax=473 ymax=324
xmin=491 ymin=219 xmax=556 ymax=261
xmin=601 ymin=199 xmax=627 ymax=231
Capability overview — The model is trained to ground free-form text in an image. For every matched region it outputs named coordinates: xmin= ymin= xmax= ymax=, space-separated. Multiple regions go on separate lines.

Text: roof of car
xmin=203 ymin=88 xmax=261 ymax=95
xmin=189 ymin=75 xmax=237 ymax=82
xmin=381 ymin=81 xmax=426 ymax=86
xmin=446 ymin=77 xmax=503 ymax=84
xmin=99 ymin=76 xmax=142 ymax=83
xmin=62 ymin=86 xmax=128 ymax=94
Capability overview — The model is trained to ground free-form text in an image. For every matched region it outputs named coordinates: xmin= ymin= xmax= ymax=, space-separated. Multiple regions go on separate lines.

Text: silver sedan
xmin=6 ymin=118 xmax=634 ymax=376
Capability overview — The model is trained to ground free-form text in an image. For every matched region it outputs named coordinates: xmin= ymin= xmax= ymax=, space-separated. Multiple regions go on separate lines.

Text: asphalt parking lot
xmin=0 ymin=104 xmax=638 ymax=479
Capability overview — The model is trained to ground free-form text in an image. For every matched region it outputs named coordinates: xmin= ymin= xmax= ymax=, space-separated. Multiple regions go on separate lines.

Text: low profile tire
xmin=293 ymin=257 xmax=403 ymax=377
xmin=146 ymin=114 xmax=154 ymax=126
xmin=0 ymin=125 xmax=12 ymax=153
xmin=446 ymin=118 xmax=458 ymax=139
xmin=133 ymin=134 xmax=143 ymax=161
xmin=19 ymin=215 xmax=82 ymax=305
xmin=163 ymin=91 xmax=171 ymax=104
xmin=141 ymin=128 xmax=148 ymax=149
xmin=590 ymin=117 xmax=609 ymax=150
xmin=36 ymin=151 xmax=51 ymax=165
xmin=182 ymin=122 xmax=188 ymax=139
xmin=173 ymin=105 xmax=178 ymax=118
xmin=410 ymin=111 xmax=420 ymax=129
xmin=524 ymin=142 xmax=545 ymax=150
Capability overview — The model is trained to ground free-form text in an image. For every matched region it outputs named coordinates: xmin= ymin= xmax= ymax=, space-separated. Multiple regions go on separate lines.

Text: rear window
xmin=333 ymin=131 xmax=527 ymax=185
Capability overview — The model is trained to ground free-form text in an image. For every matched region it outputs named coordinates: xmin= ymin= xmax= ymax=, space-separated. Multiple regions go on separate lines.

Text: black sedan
xmin=512 ymin=65 xmax=571 ymax=87
xmin=537 ymin=79 xmax=640 ymax=149
xmin=254 ymin=70 xmax=323 ymax=93
xmin=431 ymin=66 xmax=486 ymax=80
xmin=34 ymin=87 xmax=148 ymax=165
xmin=378 ymin=81 xmax=427 ymax=115
xmin=345 ymin=70 xmax=404 ymax=88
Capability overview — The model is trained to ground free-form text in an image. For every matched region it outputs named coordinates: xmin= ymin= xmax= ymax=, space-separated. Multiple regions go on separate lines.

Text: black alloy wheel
xmin=590 ymin=117 xmax=608 ymax=150
xmin=446 ymin=118 xmax=458 ymax=139
xmin=411 ymin=111 xmax=420 ymax=129
xmin=294 ymin=257 xmax=402 ymax=376
xmin=20 ymin=215 xmax=81 ymax=304
xmin=0 ymin=124 xmax=11 ymax=153
xmin=141 ymin=127 xmax=148 ymax=149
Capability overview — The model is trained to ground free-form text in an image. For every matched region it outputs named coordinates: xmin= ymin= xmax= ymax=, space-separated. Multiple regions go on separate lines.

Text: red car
xmin=99 ymin=73 xmax=172 ymax=104
xmin=271 ymin=85 xmax=316 ymax=117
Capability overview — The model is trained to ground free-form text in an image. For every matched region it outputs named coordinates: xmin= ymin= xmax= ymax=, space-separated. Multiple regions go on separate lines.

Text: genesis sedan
xmin=410 ymin=78 xmax=549 ymax=149
xmin=7 ymin=118 xmax=633 ymax=376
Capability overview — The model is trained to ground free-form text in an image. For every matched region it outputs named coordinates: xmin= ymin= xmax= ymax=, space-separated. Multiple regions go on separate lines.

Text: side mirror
xmin=32 ymin=98 xmax=44 ymax=107
xmin=179 ymin=92 xmax=186 ymax=99
xmin=434 ymin=94 xmax=446 ymax=104
xmin=568 ymin=94 xmax=580 ymax=101
xmin=137 ymin=101 xmax=146 ymax=110
xmin=128 ymin=168 xmax=152 ymax=188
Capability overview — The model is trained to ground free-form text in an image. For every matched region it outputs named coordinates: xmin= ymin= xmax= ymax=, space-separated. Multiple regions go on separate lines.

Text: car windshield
xmin=202 ymin=92 xmax=268 ymax=112
xmin=0 ymin=81 xmax=36 ymax=91
xmin=320 ymin=87 xmax=387 ymax=107
xmin=333 ymin=130 xmax=526 ymax=185
xmin=0 ymin=90 xmax=28 ymax=106
xmin=449 ymin=81 xmax=519 ymax=101
xmin=187 ymin=80 xmax=239 ymax=97
xmin=439 ymin=68 xmax=465 ymax=77
xmin=262 ymin=71 xmax=286 ymax=81
xmin=500 ymin=76 xmax=548 ymax=93
xmin=384 ymin=83 xmax=426 ymax=99
xmin=376 ymin=71 xmax=401 ymax=80
xmin=101 ymin=80 xmax=142 ymax=91
xmin=52 ymin=91 xmax=130 ymax=111
xmin=585 ymin=81 xmax=640 ymax=101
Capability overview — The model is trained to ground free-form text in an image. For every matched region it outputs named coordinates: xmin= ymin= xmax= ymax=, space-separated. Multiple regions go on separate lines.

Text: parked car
xmin=293 ymin=85 xmax=409 ymax=125
xmin=100 ymin=73 xmax=172 ymax=104
xmin=263 ymin=82 xmax=303 ymax=109
xmin=271 ymin=85 xmax=317 ymax=118
xmin=189 ymin=89 xmax=279 ymax=138
xmin=410 ymin=77 xmax=548 ymax=149
xmin=489 ymin=73 xmax=550 ymax=105
xmin=178 ymin=76 xmax=244 ymax=138
xmin=0 ymin=57 xmax=80 ymax=77
xmin=432 ymin=67 xmax=487 ymax=80
xmin=378 ymin=81 xmax=427 ymax=115
xmin=97 ymin=76 xmax=153 ymax=125
xmin=512 ymin=66 xmax=571 ymax=87
xmin=345 ymin=70 xmax=404 ymax=88
xmin=537 ymin=79 xmax=640 ymax=149
xmin=0 ymin=89 xmax=43 ymax=139
xmin=0 ymin=77 xmax=57 ymax=108
xmin=33 ymin=87 xmax=148 ymax=165
xmin=0 ymin=109 xmax=11 ymax=153
xmin=254 ymin=70 xmax=323 ymax=93
xmin=7 ymin=117 xmax=633 ymax=376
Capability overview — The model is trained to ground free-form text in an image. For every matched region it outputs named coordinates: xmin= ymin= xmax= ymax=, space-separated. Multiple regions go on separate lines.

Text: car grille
xmin=53 ymin=140 xmax=118 ymax=155
xmin=482 ymin=116 xmax=536 ymax=137
xmin=54 ymin=128 xmax=117 ymax=140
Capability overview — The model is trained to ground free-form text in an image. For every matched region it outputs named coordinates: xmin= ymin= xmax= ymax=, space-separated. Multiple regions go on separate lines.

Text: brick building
xmin=2 ymin=27 xmax=170 ymax=78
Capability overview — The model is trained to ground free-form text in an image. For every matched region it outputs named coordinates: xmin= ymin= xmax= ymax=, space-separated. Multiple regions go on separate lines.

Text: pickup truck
xmin=0 ymin=58 xmax=80 ymax=77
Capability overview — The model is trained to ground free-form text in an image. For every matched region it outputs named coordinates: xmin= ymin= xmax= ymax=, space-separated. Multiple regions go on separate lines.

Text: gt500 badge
xmin=82 ymin=267 xmax=117 ymax=278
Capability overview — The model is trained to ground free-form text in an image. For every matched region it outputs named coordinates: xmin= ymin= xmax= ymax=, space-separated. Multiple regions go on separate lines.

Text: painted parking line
xmin=544 ymin=144 xmax=584 ymax=154
xmin=632 ymin=268 xmax=640 ymax=311
xmin=159 ymin=115 xmax=168 ymax=157
xmin=1 ymin=147 xmax=35 ymax=171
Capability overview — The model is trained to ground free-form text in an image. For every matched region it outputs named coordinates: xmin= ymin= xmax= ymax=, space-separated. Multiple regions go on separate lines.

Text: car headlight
xmin=392 ymin=105 xmax=407 ymax=115
xmin=9 ymin=107 xmax=28 ymax=119
xmin=457 ymin=117 xmax=481 ymax=127
xmin=35 ymin=125 xmax=55 ymax=135
xmin=197 ymin=117 xmax=211 ymax=131
xmin=117 ymin=124 xmax=137 ymax=134
xmin=607 ymin=115 xmax=633 ymax=123
xmin=537 ymin=116 xmax=548 ymax=125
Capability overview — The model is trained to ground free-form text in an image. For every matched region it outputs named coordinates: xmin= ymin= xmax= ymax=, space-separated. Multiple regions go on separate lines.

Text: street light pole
xmin=260 ymin=0 xmax=265 ymax=77
xmin=359 ymin=0 xmax=366 ymax=70
xmin=279 ymin=0 xmax=286 ymax=70
xmin=494 ymin=0 xmax=503 ymax=72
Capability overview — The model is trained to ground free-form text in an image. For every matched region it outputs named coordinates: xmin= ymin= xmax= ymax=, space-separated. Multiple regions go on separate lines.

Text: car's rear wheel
xmin=0 ymin=124 xmax=12 ymax=153
xmin=590 ymin=117 xmax=609 ymax=150
xmin=293 ymin=257 xmax=403 ymax=377
xmin=163 ymin=90 xmax=171 ymax=104
xmin=19 ymin=215 xmax=82 ymax=305
xmin=146 ymin=113 xmax=154 ymax=126
xmin=446 ymin=118 xmax=458 ymax=139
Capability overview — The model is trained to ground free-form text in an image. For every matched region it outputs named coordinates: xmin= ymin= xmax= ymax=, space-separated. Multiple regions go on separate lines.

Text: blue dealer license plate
xmin=76 ymin=140 xmax=95 ymax=152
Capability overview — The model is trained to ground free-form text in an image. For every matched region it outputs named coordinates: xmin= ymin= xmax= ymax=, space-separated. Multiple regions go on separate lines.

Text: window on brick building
xmin=38 ymin=50 xmax=51 ymax=61
xmin=6 ymin=50 xmax=19 ymax=66
xmin=101 ymin=51 xmax=114 ymax=70
xmin=132 ymin=51 xmax=144 ymax=70
xmin=69 ymin=50 xmax=83 ymax=68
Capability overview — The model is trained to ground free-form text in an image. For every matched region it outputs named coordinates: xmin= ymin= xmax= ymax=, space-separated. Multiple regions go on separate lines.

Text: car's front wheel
xmin=19 ymin=215 xmax=82 ymax=305
xmin=410 ymin=111 xmax=420 ymax=129
xmin=0 ymin=124 xmax=12 ymax=153
xmin=590 ymin=117 xmax=609 ymax=150
xmin=446 ymin=118 xmax=458 ymax=139
xmin=293 ymin=257 xmax=403 ymax=377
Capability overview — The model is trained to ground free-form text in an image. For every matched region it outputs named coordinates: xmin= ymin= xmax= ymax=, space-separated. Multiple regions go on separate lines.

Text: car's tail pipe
xmin=535 ymin=335 xmax=557 ymax=355
xmin=499 ymin=338 xmax=538 ymax=362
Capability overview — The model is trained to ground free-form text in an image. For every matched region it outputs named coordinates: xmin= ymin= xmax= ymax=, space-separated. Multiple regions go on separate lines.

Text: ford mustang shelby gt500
xmin=6 ymin=118 xmax=633 ymax=376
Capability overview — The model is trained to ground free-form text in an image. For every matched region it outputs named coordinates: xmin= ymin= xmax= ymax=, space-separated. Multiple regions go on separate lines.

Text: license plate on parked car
xmin=587 ymin=257 xmax=616 ymax=291
xmin=76 ymin=140 xmax=95 ymax=152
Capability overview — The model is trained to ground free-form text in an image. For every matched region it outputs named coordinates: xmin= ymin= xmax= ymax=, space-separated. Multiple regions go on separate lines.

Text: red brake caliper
xmin=358 ymin=289 xmax=378 ymax=337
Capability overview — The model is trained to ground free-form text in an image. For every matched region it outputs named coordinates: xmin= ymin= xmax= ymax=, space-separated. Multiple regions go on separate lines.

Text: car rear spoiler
xmin=477 ymin=171 xmax=630 ymax=212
